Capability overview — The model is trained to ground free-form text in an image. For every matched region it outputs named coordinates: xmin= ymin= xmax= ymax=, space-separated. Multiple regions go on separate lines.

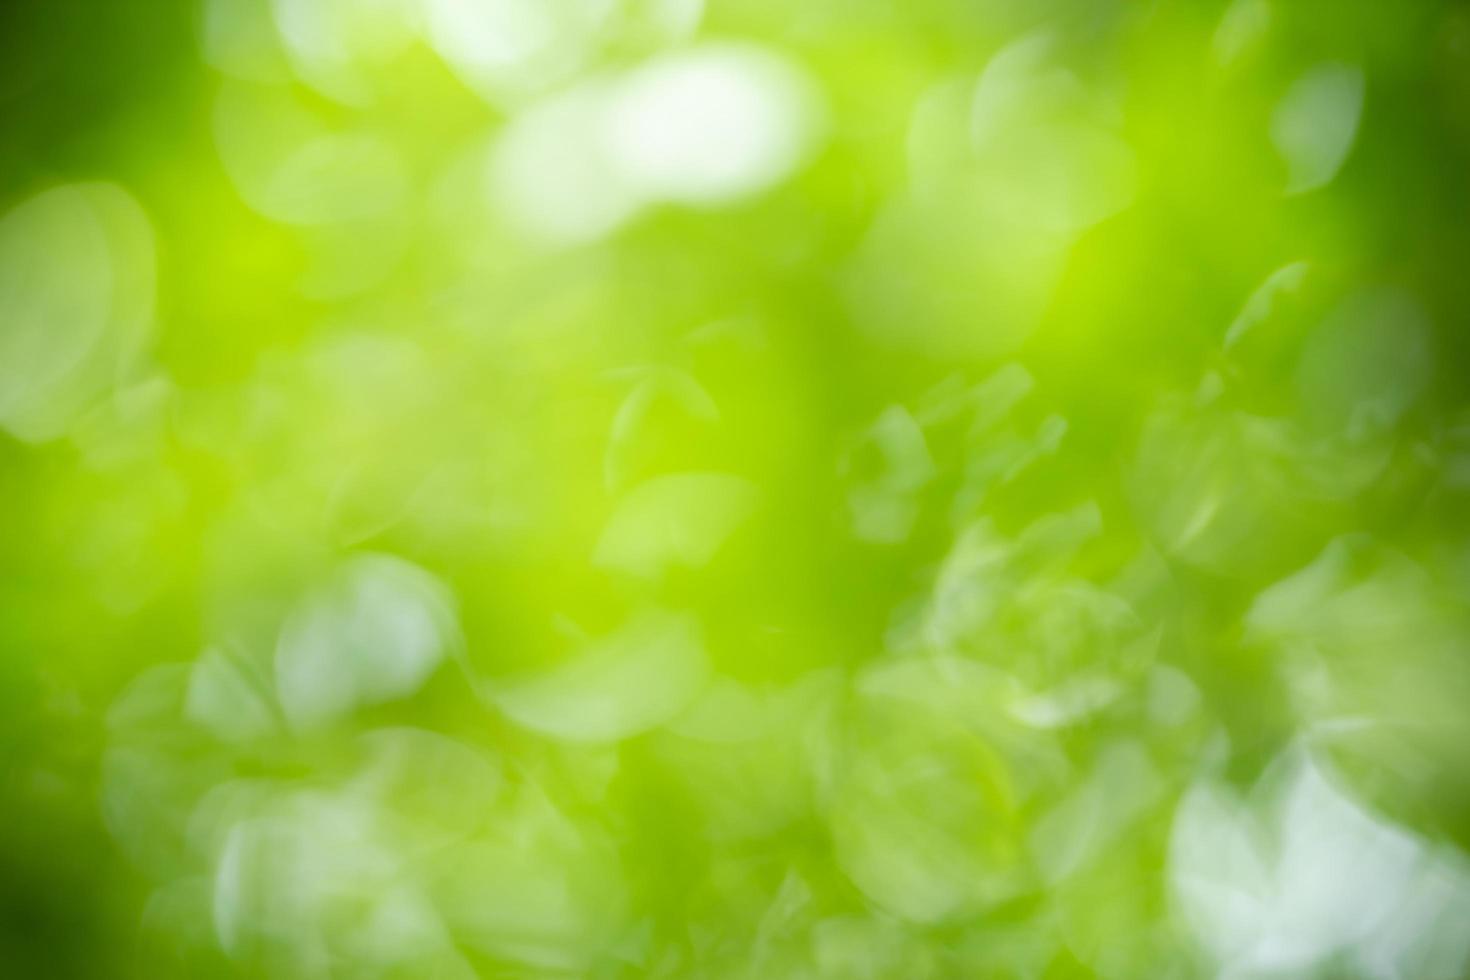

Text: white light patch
xmin=425 ymin=0 xmax=609 ymax=106
xmin=1272 ymin=62 xmax=1365 ymax=194
xmin=605 ymin=43 xmax=821 ymax=205
xmin=1168 ymin=750 xmax=1461 ymax=977
xmin=488 ymin=83 xmax=644 ymax=244
xmin=270 ymin=0 xmax=419 ymax=104
xmin=488 ymin=43 xmax=821 ymax=244
xmin=426 ymin=0 xmax=553 ymax=81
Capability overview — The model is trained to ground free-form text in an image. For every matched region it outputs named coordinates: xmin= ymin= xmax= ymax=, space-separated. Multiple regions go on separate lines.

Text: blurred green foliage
xmin=5 ymin=0 xmax=1470 ymax=977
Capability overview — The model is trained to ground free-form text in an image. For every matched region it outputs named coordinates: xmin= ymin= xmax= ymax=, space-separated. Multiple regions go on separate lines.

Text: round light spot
xmin=605 ymin=43 xmax=822 ymax=204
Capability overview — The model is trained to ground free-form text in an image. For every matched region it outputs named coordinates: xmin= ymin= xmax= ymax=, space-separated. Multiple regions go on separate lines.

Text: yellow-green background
xmin=4 ymin=0 xmax=1470 ymax=976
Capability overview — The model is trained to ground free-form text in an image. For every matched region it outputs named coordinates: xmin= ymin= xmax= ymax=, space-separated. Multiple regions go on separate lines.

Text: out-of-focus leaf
xmin=1272 ymin=63 xmax=1365 ymax=194
xmin=594 ymin=472 xmax=756 ymax=578
xmin=186 ymin=646 xmax=278 ymax=743
xmin=275 ymin=555 xmax=459 ymax=730
xmin=490 ymin=608 xmax=708 ymax=742
xmin=0 ymin=183 xmax=154 ymax=441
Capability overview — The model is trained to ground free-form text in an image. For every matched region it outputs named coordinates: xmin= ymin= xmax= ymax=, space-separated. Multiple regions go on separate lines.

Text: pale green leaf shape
xmin=349 ymin=727 xmax=503 ymax=841
xmin=1223 ymin=261 xmax=1309 ymax=350
xmin=657 ymin=671 xmax=841 ymax=841
xmin=187 ymin=779 xmax=276 ymax=862
xmin=969 ymin=34 xmax=1137 ymax=235
xmin=911 ymin=362 xmax=1029 ymax=426
xmin=603 ymin=367 xmax=719 ymax=490
xmin=186 ymin=646 xmax=279 ymax=743
xmin=829 ymin=726 xmax=1018 ymax=923
xmin=269 ymin=0 xmax=420 ymax=107
xmin=855 ymin=656 xmax=1016 ymax=718
xmin=1271 ymin=63 xmax=1365 ymax=195
xmin=438 ymin=843 xmax=615 ymax=969
xmin=107 ymin=662 xmax=191 ymax=732
xmin=216 ymin=793 xmax=450 ymax=970
xmin=215 ymin=81 xmax=407 ymax=226
xmin=1008 ymin=673 xmax=1122 ymax=729
xmin=213 ymin=793 xmax=398 ymax=960
xmin=275 ymin=554 xmax=459 ymax=730
xmin=967 ymin=362 xmax=1035 ymax=433
xmin=1244 ymin=535 xmax=1361 ymax=640
xmin=1147 ymin=664 xmax=1202 ymax=727
xmin=339 ymin=884 xmax=464 ymax=976
xmin=1296 ymin=288 xmax=1432 ymax=438
xmin=864 ymin=406 xmax=934 ymax=492
xmin=0 ymin=182 xmax=155 ymax=442
xmin=203 ymin=0 xmax=291 ymax=83
xmin=1028 ymin=740 xmax=1161 ymax=883
xmin=665 ymin=676 xmax=769 ymax=743
xmin=431 ymin=784 xmax=628 ymax=969
xmin=593 ymin=472 xmax=757 ymax=578
xmin=491 ymin=609 xmax=708 ymax=742
xmin=846 ymin=406 xmax=934 ymax=544
xmin=1212 ymin=0 xmax=1272 ymax=67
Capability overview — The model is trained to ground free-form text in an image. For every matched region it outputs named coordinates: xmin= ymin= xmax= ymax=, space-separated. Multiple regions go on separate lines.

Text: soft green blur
xmin=4 ymin=0 xmax=1470 ymax=977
